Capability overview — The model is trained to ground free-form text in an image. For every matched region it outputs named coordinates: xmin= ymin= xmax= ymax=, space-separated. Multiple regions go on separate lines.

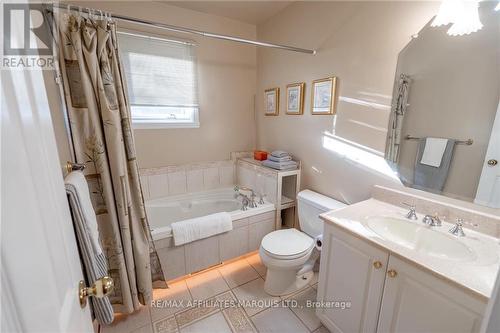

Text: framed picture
xmin=311 ymin=77 xmax=338 ymax=115
xmin=264 ymin=88 xmax=280 ymax=116
xmin=286 ymin=82 xmax=305 ymax=115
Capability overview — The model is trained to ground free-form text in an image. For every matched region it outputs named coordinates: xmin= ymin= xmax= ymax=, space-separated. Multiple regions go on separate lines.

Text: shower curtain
xmin=52 ymin=10 xmax=166 ymax=313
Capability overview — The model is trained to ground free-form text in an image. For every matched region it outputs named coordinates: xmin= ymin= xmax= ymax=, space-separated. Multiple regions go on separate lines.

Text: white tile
xmin=203 ymin=167 xmax=220 ymax=190
xmin=219 ymin=165 xmax=235 ymax=187
xmin=219 ymin=226 xmax=249 ymax=262
xmin=180 ymin=312 xmax=231 ymax=333
xmin=157 ymin=245 xmax=186 ymax=281
xmin=152 ymin=316 xmax=177 ymax=333
xmin=218 ymin=259 xmax=259 ymax=288
xmin=245 ymin=253 xmax=267 ymax=277
xmin=313 ymin=326 xmax=331 ymax=333
xmin=288 ymin=287 xmax=322 ymax=331
xmin=248 ymin=220 xmax=274 ymax=252
xmin=186 ymin=269 xmax=229 ymax=301
xmin=237 ymin=166 xmax=256 ymax=190
xmin=185 ymin=237 xmax=220 ymax=273
xmin=168 ymin=171 xmax=187 ymax=195
xmin=149 ymin=174 xmax=169 ymax=199
xmin=131 ymin=324 xmax=153 ymax=333
xmin=140 ymin=175 xmax=150 ymax=201
xmin=264 ymin=176 xmax=277 ymax=204
xmin=232 ymin=278 xmax=279 ymax=316
xmin=102 ymin=305 xmax=151 ymax=333
xmin=186 ymin=169 xmax=203 ymax=193
xmin=151 ymin=280 xmax=192 ymax=321
xmin=251 ymin=307 xmax=309 ymax=333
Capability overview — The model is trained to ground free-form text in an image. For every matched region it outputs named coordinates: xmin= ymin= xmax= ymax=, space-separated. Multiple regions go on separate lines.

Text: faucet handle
xmin=402 ymin=202 xmax=417 ymax=220
xmin=258 ymin=193 xmax=266 ymax=205
xmin=449 ymin=219 xmax=466 ymax=237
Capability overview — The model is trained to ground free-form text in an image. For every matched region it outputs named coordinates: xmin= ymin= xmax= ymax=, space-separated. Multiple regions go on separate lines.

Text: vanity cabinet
xmin=317 ymin=223 xmax=486 ymax=333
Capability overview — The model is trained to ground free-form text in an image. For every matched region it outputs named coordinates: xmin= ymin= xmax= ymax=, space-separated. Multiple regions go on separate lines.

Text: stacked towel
xmin=171 ymin=212 xmax=233 ymax=246
xmin=262 ymin=151 xmax=298 ymax=170
xmin=65 ymin=171 xmax=114 ymax=325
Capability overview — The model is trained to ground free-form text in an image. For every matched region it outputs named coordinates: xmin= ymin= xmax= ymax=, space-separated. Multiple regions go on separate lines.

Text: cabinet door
xmin=316 ymin=223 xmax=389 ymax=333
xmin=377 ymin=255 xmax=486 ymax=333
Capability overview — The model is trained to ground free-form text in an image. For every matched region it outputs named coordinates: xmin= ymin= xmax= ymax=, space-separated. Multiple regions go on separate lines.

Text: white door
xmin=316 ymin=223 xmax=389 ymax=333
xmin=377 ymin=255 xmax=485 ymax=333
xmin=1 ymin=63 xmax=94 ymax=331
xmin=475 ymin=103 xmax=500 ymax=208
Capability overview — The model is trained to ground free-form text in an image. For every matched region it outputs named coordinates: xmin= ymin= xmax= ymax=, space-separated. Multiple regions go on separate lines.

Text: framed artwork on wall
xmin=286 ymin=82 xmax=305 ymax=115
xmin=265 ymin=88 xmax=280 ymax=116
xmin=311 ymin=77 xmax=338 ymax=115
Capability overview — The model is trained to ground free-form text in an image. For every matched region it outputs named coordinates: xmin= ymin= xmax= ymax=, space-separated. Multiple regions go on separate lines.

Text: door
xmin=377 ymin=255 xmax=485 ymax=333
xmin=1 ymin=58 xmax=94 ymax=331
xmin=316 ymin=223 xmax=389 ymax=333
xmin=475 ymin=103 xmax=500 ymax=208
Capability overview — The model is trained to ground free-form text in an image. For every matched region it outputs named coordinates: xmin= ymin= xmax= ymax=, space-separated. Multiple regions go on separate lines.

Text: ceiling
xmin=163 ymin=1 xmax=293 ymax=25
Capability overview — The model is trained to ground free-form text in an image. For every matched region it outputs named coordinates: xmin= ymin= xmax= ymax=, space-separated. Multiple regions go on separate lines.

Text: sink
xmin=366 ymin=217 xmax=476 ymax=262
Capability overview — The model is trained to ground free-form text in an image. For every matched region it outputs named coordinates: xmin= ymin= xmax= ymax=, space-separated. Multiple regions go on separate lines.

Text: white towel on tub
xmin=171 ymin=212 xmax=233 ymax=246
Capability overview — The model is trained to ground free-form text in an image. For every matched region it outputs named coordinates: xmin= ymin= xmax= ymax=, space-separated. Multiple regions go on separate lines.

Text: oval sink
xmin=366 ymin=217 xmax=476 ymax=262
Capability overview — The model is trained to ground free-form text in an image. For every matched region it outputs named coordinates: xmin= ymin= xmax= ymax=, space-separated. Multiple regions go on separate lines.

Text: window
xmin=119 ymin=32 xmax=199 ymax=128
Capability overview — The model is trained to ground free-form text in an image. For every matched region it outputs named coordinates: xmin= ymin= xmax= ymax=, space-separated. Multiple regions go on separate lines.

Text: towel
xmin=268 ymin=155 xmax=292 ymax=163
xmin=271 ymin=150 xmax=290 ymax=158
xmin=420 ymin=138 xmax=449 ymax=167
xmin=65 ymin=171 xmax=113 ymax=325
xmin=171 ymin=212 xmax=232 ymax=246
xmin=262 ymin=159 xmax=298 ymax=170
xmin=414 ymin=139 xmax=456 ymax=192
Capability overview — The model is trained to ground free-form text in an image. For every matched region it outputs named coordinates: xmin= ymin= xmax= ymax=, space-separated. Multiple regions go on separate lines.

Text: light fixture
xmin=495 ymin=1 xmax=500 ymax=11
xmin=447 ymin=1 xmax=483 ymax=36
xmin=431 ymin=0 xmax=484 ymax=36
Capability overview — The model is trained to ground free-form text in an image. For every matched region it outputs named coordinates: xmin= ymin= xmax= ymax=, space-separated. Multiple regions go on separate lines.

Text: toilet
xmin=259 ymin=190 xmax=346 ymax=296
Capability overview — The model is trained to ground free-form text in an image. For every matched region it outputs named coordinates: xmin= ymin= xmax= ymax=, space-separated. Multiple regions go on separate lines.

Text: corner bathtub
xmin=146 ymin=188 xmax=275 ymax=240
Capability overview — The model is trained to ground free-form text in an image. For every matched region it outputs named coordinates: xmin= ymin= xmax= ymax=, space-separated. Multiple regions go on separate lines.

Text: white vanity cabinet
xmin=316 ymin=223 xmax=389 ymax=333
xmin=317 ymin=223 xmax=487 ymax=333
xmin=377 ymin=255 xmax=485 ymax=333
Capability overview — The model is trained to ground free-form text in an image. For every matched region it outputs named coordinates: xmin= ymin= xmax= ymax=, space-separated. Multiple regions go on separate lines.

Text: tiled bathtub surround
xmin=237 ymin=160 xmax=278 ymax=205
xmin=101 ymin=253 xmax=326 ymax=333
xmin=140 ymin=160 xmax=236 ymax=200
xmin=373 ymin=185 xmax=500 ymax=238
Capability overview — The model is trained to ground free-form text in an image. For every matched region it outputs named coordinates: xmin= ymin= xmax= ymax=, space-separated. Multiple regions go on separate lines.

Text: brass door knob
xmin=373 ymin=261 xmax=383 ymax=269
xmin=387 ymin=269 xmax=398 ymax=278
xmin=487 ymin=159 xmax=498 ymax=166
xmin=79 ymin=276 xmax=114 ymax=308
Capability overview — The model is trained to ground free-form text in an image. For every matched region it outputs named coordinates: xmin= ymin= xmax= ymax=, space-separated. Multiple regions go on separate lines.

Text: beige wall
xmin=395 ymin=3 xmax=500 ymax=201
xmin=256 ymin=1 xmax=439 ymax=203
xmin=53 ymin=1 xmax=258 ymax=169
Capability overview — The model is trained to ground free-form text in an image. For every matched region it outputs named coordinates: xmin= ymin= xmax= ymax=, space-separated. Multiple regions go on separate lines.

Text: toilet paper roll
xmin=315 ymin=234 xmax=323 ymax=251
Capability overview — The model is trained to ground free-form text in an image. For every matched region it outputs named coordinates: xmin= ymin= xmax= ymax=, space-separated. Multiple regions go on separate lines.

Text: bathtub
xmin=146 ymin=187 xmax=275 ymax=240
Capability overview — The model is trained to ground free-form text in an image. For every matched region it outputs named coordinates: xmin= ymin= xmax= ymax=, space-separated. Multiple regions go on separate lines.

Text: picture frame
xmin=286 ymin=82 xmax=305 ymax=115
xmin=311 ymin=77 xmax=338 ymax=115
xmin=264 ymin=88 xmax=280 ymax=116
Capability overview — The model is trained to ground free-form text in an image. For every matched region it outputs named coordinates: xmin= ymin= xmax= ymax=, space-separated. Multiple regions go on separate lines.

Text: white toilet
xmin=259 ymin=190 xmax=346 ymax=296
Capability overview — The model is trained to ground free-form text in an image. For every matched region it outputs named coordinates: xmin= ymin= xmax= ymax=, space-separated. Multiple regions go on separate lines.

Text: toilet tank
xmin=297 ymin=190 xmax=347 ymax=237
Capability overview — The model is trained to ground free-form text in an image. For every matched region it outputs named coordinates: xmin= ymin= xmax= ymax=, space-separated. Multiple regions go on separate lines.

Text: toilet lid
xmin=261 ymin=229 xmax=314 ymax=257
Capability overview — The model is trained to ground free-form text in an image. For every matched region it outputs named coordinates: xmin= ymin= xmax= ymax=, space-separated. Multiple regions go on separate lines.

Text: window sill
xmin=132 ymin=122 xmax=200 ymax=130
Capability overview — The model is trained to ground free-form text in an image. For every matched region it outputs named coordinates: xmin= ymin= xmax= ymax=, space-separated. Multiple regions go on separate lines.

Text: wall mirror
xmin=385 ymin=2 xmax=499 ymax=208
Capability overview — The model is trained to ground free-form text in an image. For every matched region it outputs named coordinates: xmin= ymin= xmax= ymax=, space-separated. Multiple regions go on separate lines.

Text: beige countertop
xmin=320 ymin=198 xmax=500 ymax=301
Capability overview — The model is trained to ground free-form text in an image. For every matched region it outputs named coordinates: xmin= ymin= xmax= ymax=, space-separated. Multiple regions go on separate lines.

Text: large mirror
xmin=386 ymin=1 xmax=499 ymax=208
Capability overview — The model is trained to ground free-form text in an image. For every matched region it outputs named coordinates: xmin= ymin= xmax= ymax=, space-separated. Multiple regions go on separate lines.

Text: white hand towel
xmin=420 ymin=138 xmax=449 ymax=168
xmin=64 ymin=171 xmax=103 ymax=255
xmin=171 ymin=212 xmax=232 ymax=246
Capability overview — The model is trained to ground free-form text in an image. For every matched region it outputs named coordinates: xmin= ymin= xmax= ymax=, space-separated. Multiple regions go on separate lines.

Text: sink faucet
xmin=449 ymin=218 xmax=478 ymax=237
xmin=423 ymin=213 xmax=442 ymax=227
xmin=402 ymin=202 xmax=417 ymax=220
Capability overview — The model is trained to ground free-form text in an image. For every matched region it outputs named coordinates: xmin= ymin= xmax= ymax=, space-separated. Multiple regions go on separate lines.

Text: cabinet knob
xmin=387 ymin=269 xmax=398 ymax=278
xmin=373 ymin=261 xmax=383 ymax=269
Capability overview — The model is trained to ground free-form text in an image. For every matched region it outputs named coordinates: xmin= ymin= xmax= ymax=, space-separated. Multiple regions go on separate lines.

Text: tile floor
xmin=101 ymin=252 xmax=330 ymax=333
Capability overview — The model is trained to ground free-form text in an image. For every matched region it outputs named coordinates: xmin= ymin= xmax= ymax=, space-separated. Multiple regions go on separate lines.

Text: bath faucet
xmin=402 ymin=202 xmax=417 ymax=220
xmin=234 ymin=186 xmax=257 ymax=209
xmin=258 ymin=193 xmax=266 ymax=205
xmin=423 ymin=213 xmax=442 ymax=227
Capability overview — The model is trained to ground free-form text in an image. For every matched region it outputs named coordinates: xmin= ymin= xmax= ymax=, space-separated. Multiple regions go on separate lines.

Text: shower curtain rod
xmin=47 ymin=3 xmax=316 ymax=55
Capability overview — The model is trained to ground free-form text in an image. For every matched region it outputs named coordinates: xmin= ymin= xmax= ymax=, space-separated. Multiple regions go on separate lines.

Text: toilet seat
xmin=261 ymin=229 xmax=314 ymax=260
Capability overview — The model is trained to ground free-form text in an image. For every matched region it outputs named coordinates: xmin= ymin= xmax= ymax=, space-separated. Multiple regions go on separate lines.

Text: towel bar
xmin=405 ymin=135 xmax=473 ymax=146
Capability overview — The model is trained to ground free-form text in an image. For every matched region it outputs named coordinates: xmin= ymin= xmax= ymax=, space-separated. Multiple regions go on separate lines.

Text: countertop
xmin=320 ymin=198 xmax=500 ymax=301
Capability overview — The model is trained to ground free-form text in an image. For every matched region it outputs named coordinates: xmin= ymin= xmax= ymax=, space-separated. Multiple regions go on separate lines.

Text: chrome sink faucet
xmin=423 ymin=214 xmax=442 ymax=227
xmin=449 ymin=219 xmax=478 ymax=237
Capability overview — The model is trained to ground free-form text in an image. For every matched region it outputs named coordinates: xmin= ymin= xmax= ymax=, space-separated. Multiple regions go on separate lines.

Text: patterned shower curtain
xmin=52 ymin=10 xmax=166 ymax=313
